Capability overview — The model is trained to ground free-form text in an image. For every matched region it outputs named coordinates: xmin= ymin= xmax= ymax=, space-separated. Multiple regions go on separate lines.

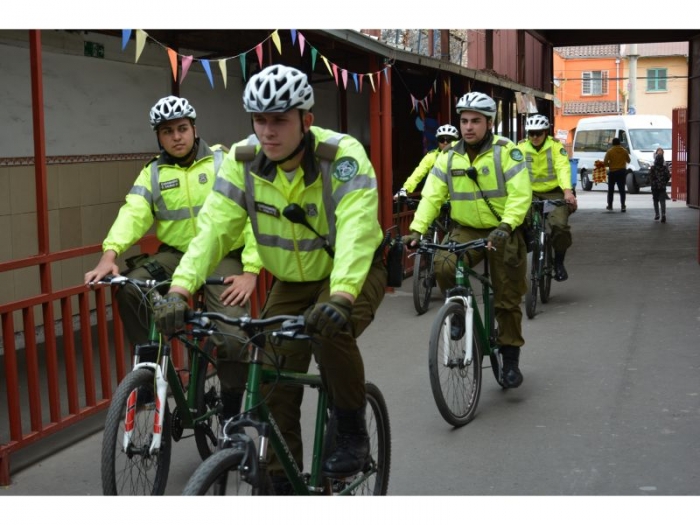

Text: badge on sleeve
xmin=332 ymin=157 xmax=359 ymax=182
xmin=560 ymin=148 xmax=568 ymax=156
xmin=509 ymin=148 xmax=524 ymax=162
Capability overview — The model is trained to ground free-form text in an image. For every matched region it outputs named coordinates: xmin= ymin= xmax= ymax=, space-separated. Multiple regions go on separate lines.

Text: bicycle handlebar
xmin=185 ymin=311 xmax=309 ymax=341
xmin=89 ymin=274 xmax=226 ymax=289
xmin=417 ymin=237 xmax=488 ymax=254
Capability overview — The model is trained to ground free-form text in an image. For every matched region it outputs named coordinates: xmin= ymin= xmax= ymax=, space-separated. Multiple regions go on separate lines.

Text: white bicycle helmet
xmin=436 ymin=124 xmax=459 ymax=139
xmin=455 ymin=92 xmax=497 ymax=120
xmin=149 ymin=96 xmax=196 ymax=130
xmin=243 ymin=64 xmax=314 ymax=113
xmin=525 ymin=114 xmax=550 ymax=131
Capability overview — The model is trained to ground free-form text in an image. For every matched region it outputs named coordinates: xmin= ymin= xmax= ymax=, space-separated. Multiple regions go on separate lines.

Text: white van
xmin=572 ymin=115 xmax=672 ymax=193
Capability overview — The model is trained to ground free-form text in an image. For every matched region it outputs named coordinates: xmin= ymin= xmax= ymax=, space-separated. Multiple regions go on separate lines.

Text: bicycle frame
xmin=446 ymin=252 xmax=496 ymax=364
xmin=109 ymin=278 xmax=218 ymax=456
xmin=219 ymin=344 xmax=377 ymax=496
xmin=421 ymin=239 xmax=496 ymax=363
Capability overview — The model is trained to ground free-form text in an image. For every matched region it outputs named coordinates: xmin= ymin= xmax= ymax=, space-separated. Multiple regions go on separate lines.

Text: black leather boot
xmin=554 ymin=251 xmax=568 ymax=282
xmin=500 ymin=346 xmax=523 ymax=388
xmin=322 ymin=404 xmax=370 ymax=478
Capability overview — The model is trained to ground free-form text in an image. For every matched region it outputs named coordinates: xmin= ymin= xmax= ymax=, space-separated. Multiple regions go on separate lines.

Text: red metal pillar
xmin=29 ymin=30 xmax=51 ymax=293
xmin=379 ymin=67 xmax=393 ymax=232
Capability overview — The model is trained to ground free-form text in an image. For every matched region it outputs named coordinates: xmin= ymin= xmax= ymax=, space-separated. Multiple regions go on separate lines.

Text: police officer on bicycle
xmin=394 ymin=124 xmax=460 ymax=200
xmin=403 ymin=91 xmax=532 ymax=388
xmin=153 ymin=64 xmax=387 ymax=490
xmin=84 ymin=95 xmax=262 ymax=419
xmin=519 ymin=114 xmax=577 ymax=281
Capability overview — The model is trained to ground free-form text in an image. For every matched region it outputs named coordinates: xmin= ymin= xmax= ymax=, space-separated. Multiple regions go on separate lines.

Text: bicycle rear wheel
xmin=193 ymin=340 xmax=222 ymax=460
xmin=182 ymin=448 xmax=261 ymax=495
xmin=525 ymin=246 xmax=540 ymax=319
xmin=101 ymin=367 xmax=172 ymax=495
xmin=540 ymin=235 xmax=553 ymax=303
xmin=428 ymin=301 xmax=483 ymax=427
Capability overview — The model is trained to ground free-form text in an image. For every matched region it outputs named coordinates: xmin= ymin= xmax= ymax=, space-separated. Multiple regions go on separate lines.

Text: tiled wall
xmin=0 ymin=156 xmax=153 ymax=330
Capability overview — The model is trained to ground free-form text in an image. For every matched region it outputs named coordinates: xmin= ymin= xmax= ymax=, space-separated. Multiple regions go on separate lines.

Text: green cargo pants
xmin=259 ymin=256 xmax=387 ymax=474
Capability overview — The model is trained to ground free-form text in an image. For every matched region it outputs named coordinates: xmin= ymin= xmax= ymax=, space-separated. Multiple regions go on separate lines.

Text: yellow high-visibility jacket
xmin=172 ymin=126 xmax=383 ymax=299
xmin=518 ymin=136 xmax=572 ymax=192
xmin=102 ymin=139 xmax=261 ymax=274
xmin=410 ymin=134 xmax=531 ymax=233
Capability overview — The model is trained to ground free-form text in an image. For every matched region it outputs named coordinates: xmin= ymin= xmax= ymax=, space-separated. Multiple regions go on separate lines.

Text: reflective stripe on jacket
xmin=518 ymin=136 xmax=572 ymax=192
xmin=172 ymin=126 xmax=383 ymax=298
xmin=102 ymin=139 xmax=261 ymax=274
xmin=410 ymin=134 xmax=531 ymax=233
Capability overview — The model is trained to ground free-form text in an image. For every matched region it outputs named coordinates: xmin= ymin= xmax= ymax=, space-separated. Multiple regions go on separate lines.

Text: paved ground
xmin=1 ymin=185 xmax=698 ymax=522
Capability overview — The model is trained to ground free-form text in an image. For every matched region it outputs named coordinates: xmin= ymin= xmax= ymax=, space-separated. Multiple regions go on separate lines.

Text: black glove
xmin=487 ymin=223 xmax=512 ymax=249
xmin=153 ymin=292 xmax=190 ymax=336
xmin=401 ymin=231 xmax=421 ymax=248
xmin=304 ymin=296 xmax=353 ymax=338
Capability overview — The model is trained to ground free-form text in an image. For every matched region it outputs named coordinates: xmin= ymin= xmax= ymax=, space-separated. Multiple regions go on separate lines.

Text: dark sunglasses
xmin=527 ymin=130 xmax=545 ymax=138
xmin=437 ymin=137 xmax=453 ymax=144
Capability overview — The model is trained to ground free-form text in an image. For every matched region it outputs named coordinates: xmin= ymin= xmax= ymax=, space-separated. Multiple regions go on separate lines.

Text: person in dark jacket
xmin=649 ymin=147 xmax=671 ymax=222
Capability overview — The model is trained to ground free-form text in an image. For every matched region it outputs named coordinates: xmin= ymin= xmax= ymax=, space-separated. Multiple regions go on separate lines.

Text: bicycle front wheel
xmin=101 ymin=367 xmax=172 ymax=495
xmin=428 ymin=301 xmax=483 ymax=427
xmin=540 ymin=235 xmax=553 ymax=303
xmin=332 ymin=382 xmax=391 ymax=495
xmin=412 ymin=251 xmax=434 ymax=315
xmin=194 ymin=340 xmax=222 ymax=460
xmin=182 ymin=448 xmax=262 ymax=495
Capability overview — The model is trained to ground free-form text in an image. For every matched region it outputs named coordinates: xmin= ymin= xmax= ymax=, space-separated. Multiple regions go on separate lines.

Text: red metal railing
xmin=0 ymin=235 xmax=272 ymax=486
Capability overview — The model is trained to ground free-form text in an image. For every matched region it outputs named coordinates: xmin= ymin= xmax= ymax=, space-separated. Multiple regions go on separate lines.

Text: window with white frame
xmin=646 ymin=68 xmax=668 ymax=92
xmin=582 ymin=71 xmax=609 ymax=95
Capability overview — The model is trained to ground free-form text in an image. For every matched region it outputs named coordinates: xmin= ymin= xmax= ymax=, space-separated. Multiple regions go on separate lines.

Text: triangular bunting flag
xmin=323 ymin=57 xmax=334 ymax=78
xmin=167 ymin=48 xmax=178 ymax=81
xmin=311 ymin=47 xmax=318 ymax=70
xmin=291 ymin=29 xmax=297 ymax=45
xmin=341 ymin=69 xmax=348 ymax=89
xmin=180 ymin=55 xmax=193 ymax=84
xmin=352 ymin=73 xmax=359 ymax=92
xmin=135 ymin=30 xmax=147 ymax=63
xmin=255 ymin=43 xmax=263 ymax=68
xmin=271 ymin=30 xmax=282 ymax=54
xmin=359 ymin=73 xmax=364 ymax=93
xmin=121 ymin=30 xmax=131 ymax=50
xmin=218 ymin=59 xmax=228 ymax=88
xmin=299 ymin=33 xmax=306 ymax=56
xmin=201 ymin=59 xmax=214 ymax=88
xmin=369 ymin=74 xmax=376 ymax=92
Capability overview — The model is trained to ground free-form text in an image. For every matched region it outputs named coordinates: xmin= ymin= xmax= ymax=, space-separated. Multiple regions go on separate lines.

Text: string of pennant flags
xmin=121 ymin=29 xmax=435 ymax=114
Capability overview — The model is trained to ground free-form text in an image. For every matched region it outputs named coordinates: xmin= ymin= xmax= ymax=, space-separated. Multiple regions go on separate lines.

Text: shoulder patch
xmin=559 ymin=147 xmax=568 ymax=156
xmin=509 ymin=148 xmax=524 ymax=162
xmin=331 ymin=156 xmax=359 ymax=182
